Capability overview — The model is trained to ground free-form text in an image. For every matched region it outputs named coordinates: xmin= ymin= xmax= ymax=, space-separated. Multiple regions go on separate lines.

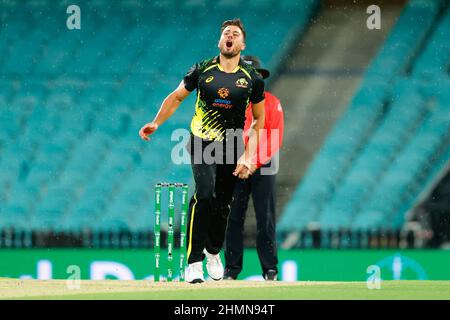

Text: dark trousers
xmin=186 ymin=134 xmax=240 ymax=264
xmin=225 ymin=162 xmax=278 ymax=278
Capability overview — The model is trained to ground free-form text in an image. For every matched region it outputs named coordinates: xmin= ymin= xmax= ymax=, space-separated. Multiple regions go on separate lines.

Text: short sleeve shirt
xmin=184 ymin=56 xmax=265 ymax=141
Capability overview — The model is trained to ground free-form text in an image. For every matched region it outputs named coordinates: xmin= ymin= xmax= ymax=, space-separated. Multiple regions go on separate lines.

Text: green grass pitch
xmin=1 ymin=279 xmax=449 ymax=300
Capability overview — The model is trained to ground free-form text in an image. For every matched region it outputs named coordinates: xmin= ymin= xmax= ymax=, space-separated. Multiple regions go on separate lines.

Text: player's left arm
xmin=234 ymin=99 xmax=265 ymax=178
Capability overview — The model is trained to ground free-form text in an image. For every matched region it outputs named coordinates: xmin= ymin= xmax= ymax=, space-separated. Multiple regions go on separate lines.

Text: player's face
xmin=218 ymin=25 xmax=246 ymax=58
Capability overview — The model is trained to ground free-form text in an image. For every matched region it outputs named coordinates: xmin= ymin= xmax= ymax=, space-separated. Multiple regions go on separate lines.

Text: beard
xmin=219 ymin=44 xmax=240 ymax=58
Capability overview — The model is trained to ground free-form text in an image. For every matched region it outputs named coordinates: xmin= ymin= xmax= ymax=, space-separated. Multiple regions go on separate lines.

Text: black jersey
xmin=184 ymin=55 xmax=265 ymax=142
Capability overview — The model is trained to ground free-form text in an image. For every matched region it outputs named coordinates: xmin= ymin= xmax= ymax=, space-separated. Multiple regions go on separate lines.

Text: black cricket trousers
xmin=186 ymin=133 xmax=241 ymax=264
xmin=224 ymin=161 xmax=278 ymax=278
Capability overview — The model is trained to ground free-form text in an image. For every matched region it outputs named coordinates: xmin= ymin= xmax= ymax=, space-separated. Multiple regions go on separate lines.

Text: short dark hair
xmin=221 ymin=18 xmax=246 ymax=41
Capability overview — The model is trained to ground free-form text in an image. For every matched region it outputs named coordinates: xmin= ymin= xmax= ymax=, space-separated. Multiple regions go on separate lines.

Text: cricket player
xmin=224 ymin=56 xmax=284 ymax=281
xmin=139 ymin=19 xmax=265 ymax=283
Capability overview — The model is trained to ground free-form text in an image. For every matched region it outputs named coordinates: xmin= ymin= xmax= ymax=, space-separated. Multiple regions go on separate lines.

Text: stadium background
xmin=0 ymin=0 xmax=449 ymax=282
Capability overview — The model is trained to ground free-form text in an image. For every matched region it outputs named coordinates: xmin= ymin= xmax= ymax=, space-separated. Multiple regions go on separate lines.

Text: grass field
xmin=1 ymin=279 xmax=449 ymax=300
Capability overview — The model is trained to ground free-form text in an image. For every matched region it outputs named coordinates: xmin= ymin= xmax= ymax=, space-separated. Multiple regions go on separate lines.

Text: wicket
xmin=154 ymin=182 xmax=189 ymax=282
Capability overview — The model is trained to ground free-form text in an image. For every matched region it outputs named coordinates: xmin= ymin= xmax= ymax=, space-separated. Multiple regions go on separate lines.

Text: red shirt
xmin=244 ymin=91 xmax=284 ymax=169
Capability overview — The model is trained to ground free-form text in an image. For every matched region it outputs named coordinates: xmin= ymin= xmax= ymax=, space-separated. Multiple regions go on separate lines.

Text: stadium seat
xmin=280 ymin=1 xmax=450 ymax=244
xmin=0 ymin=0 xmax=320 ymax=237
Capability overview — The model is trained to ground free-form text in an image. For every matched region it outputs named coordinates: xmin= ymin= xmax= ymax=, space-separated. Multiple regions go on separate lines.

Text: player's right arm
xmin=139 ymin=81 xmax=191 ymax=141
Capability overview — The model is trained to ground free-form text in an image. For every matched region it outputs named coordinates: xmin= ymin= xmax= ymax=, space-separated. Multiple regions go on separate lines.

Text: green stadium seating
xmin=0 ymin=0 xmax=319 ymax=236
xmin=280 ymin=0 xmax=450 ymax=240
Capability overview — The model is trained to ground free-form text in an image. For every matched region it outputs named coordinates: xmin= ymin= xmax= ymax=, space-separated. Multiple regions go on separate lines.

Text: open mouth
xmin=226 ymin=41 xmax=233 ymax=48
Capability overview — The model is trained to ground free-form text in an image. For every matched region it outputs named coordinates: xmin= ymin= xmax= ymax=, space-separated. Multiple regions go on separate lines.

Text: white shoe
xmin=185 ymin=262 xmax=204 ymax=284
xmin=204 ymin=249 xmax=224 ymax=281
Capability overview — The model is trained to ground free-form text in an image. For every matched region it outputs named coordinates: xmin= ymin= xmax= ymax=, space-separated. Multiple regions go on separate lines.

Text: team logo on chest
xmin=236 ymin=78 xmax=248 ymax=88
xmin=213 ymin=87 xmax=232 ymax=109
xmin=217 ymin=87 xmax=229 ymax=99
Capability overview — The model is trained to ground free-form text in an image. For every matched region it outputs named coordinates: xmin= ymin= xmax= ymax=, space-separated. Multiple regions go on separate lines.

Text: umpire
xmin=224 ymin=56 xmax=284 ymax=281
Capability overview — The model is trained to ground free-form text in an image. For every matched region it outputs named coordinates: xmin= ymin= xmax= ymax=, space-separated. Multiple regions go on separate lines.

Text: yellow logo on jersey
xmin=236 ymin=78 xmax=248 ymax=88
xmin=206 ymin=76 xmax=214 ymax=83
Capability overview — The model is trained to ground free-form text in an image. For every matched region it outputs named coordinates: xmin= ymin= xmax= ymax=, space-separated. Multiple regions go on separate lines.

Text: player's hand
xmin=139 ymin=122 xmax=158 ymax=141
xmin=234 ymin=164 xmax=249 ymax=179
xmin=233 ymin=157 xmax=255 ymax=179
xmin=241 ymin=164 xmax=257 ymax=179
